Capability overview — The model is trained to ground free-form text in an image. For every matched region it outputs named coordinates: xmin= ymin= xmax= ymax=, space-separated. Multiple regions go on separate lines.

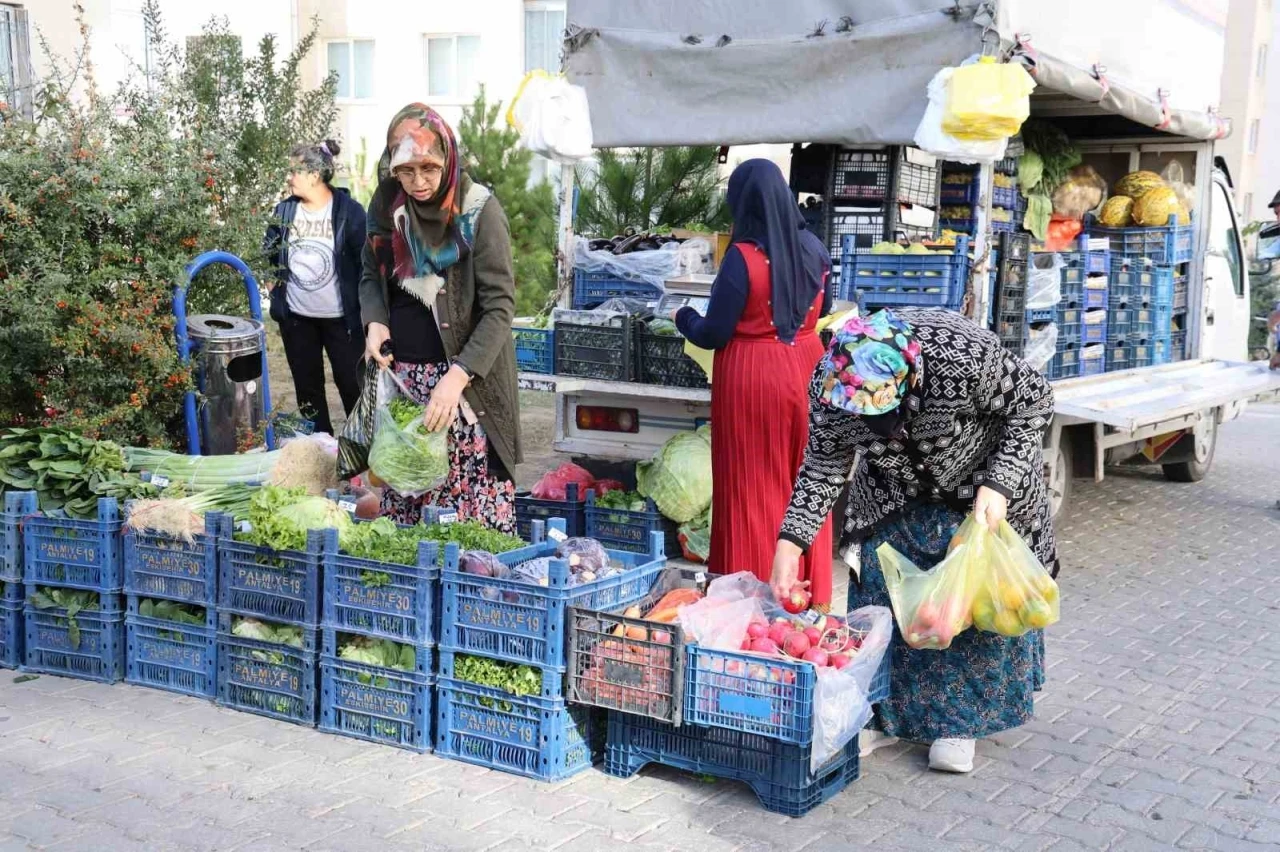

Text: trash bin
xmin=186 ymin=315 xmax=267 ymax=455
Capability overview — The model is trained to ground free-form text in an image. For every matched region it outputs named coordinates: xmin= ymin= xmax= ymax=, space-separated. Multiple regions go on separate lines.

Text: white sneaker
xmin=928 ymin=738 xmax=976 ymax=773
xmin=859 ymin=728 xmax=900 ymax=757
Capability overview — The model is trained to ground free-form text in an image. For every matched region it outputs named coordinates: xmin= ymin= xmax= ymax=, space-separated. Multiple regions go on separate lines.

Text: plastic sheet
xmin=573 ymin=237 xmax=712 ymax=288
xmin=810 ymin=606 xmax=893 ymax=773
xmin=506 ymin=71 xmax=594 ymax=163
xmin=1024 ymin=323 xmax=1060 ymax=372
xmin=1027 ymin=253 xmax=1064 ymax=309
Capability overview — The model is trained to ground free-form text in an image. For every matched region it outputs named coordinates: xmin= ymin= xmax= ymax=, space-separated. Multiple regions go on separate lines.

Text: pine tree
xmin=457 ymin=87 xmax=558 ymax=317
xmin=575 ymin=147 xmax=731 ymax=237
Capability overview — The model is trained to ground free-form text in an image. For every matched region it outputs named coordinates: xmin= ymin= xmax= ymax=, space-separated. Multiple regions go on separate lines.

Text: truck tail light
xmin=576 ymin=406 xmax=639 ymax=433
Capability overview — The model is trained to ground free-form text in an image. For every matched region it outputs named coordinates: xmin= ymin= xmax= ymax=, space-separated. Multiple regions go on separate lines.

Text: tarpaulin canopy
xmin=563 ymin=0 xmax=1231 ymax=147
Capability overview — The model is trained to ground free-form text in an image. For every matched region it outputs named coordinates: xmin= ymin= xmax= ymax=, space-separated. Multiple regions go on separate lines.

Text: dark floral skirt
xmin=852 ymin=502 xmax=1045 ymax=742
xmin=379 ymin=361 xmax=516 ymax=535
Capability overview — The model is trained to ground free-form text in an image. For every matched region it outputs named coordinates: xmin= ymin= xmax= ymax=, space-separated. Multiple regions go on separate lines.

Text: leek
xmin=123 ymin=447 xmax=280 ymax=490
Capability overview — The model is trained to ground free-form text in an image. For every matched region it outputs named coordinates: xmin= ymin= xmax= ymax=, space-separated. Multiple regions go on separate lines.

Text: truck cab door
xmin=1200 ymin=172 xmax=1250 ymax=362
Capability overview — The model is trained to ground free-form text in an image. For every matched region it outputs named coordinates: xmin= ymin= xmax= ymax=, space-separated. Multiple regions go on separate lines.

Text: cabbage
xmin=636 ymin=425 xmax=712 ymax=523
xmin=277 ymin=496 xmax=354 ymax=547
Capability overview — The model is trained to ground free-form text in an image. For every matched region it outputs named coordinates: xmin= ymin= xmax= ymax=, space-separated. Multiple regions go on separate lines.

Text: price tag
xmin=546 ymin=526 xmax=568 ymax=543
xmin=151 ymin=474 xmax=170 ymax=489
xmin=238 ymin=520 xmax=253 ymax=534
xmin=437 ymin=511 xmax=459 ymax=526
xmin=694 ymin=572 xmax=706 ymax=584
xmin=799 ymin=610 xmax=823 ymax=626
xmin=338 ymin=497 xmax=358 ymax=515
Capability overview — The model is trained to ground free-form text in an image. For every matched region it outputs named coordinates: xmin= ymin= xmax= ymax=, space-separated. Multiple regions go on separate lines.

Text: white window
xmin=525 ymin=1 xmax=566 ymax=73
xmin=0 ymin=4 xmax=31 ymax=115
xmin=1258 ymin=43 xmax=1269 ymax=79
xmin=423 ymin=35 xmax=481 ymax=102
xmin=1249 ymin=119 xmax=1261 ymax=155
xmin=326 ymin=39 xmax=375 ymax=100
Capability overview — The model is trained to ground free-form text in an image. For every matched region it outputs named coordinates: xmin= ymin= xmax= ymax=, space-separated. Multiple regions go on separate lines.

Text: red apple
xmin=747 ymin=622 xmax=770 ymax=640
xmin=803 ymin=627 xmax=823 ymax=647
xmin=802 ymin=648 xmax=830 ymax=667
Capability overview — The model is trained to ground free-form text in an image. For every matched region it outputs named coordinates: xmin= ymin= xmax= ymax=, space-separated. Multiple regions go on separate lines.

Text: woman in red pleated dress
xmin=673 ymin=159 xmax=835 ymax=608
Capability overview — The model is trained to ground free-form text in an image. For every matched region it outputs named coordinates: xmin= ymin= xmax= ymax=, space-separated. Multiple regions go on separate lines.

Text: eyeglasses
xmin=392 ymin=164 xmax=444 ymax=184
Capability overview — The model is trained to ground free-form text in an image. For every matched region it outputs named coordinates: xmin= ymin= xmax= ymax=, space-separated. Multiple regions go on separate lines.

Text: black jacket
xmin=264 ymin=187 xmax=368 ymax=339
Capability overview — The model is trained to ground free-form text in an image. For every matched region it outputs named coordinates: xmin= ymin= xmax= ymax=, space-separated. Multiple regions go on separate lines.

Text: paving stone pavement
xmin=3 ymin=408 xmax=1280 ymax=851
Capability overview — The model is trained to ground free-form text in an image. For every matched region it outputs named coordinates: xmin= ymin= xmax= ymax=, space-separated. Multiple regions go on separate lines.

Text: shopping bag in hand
xmin=366 ymin=369 xmax=449 ymax=498
xmin=337 ymin=360 xmax=382 ymax=480
xmin=877 ymin=515 xmax=989 ymax=650
xmin=969 ymin=521 xmax=1060 ymax=637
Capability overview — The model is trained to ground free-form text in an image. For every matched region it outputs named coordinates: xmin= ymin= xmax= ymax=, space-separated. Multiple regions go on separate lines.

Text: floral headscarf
xmin=817 ymin=309 xmax=922 ymax=416
xmin=369 ymin=103 xmax=489 ymax=286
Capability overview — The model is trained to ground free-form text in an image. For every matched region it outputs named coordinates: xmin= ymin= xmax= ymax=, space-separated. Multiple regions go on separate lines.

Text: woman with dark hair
xmin=672 ymin=158 xmax=835 ymax=608
xmin=265 ymin=139 xmax=368 ymax=436
xmin=359 ymin=104 xmax=521 ymax=531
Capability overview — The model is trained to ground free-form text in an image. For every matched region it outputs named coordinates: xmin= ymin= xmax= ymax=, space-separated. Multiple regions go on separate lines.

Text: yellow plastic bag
xmin=970 ymin=521 xmax=1060 ymax=637
xmin=877 ymin=516 xmax=990 ymax=650
xmin=942 ymin=57 xmax=1035 ymax=141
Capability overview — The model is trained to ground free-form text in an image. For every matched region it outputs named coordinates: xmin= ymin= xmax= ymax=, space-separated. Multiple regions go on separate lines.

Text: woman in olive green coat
xmin=360 ymin=102 xmax=522 ymax=531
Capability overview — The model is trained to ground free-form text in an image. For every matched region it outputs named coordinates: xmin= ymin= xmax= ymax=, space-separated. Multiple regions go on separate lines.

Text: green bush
xmin=0 ymin=3 xmax=336 ymax=446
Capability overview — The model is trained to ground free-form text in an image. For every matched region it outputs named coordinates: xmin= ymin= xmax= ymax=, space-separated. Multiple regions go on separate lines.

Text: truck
xmin=531 ymin=0 xmax=1280 ymax=521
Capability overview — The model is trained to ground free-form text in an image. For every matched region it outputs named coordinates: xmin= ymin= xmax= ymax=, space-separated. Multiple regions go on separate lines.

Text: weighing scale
xmin=657 ymin=273 xmax=716 ymax=316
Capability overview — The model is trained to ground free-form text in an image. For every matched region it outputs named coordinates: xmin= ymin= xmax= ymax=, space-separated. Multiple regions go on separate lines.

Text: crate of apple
xmin=740 ymin=613 xmax=864 ymax=671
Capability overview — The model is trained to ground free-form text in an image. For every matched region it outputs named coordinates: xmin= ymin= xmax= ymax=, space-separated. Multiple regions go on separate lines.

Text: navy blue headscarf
xmin=726 ymin=159 xmax=827 ymax=343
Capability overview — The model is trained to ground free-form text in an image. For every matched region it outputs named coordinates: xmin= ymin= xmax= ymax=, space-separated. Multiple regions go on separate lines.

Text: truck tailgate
xmin=1052 ymin=360 xmax=1280 ymax=431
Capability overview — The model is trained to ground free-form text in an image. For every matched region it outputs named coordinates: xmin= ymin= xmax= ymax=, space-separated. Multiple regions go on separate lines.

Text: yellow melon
xmin=1099 ymin=196 xmax=1134 ymax=227
xmin=1114 ymin=170 xmax=1166 ymax=199
xmin=1132 ymin=186 xmax=1183 ymax=227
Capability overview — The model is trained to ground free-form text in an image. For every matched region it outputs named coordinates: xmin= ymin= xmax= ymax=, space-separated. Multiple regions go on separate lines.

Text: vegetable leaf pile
xmin=29 ymin=587 xmax=100 ymax=649
xmin=0 ymin=427 xmax=156 ymax=518
xmin=453 ymin=654 xmax=543 ymax=709
xmin=596 ymin=489 xmax=647 ymax=512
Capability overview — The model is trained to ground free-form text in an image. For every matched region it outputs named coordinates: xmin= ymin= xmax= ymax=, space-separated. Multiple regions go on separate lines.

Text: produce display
xmin=458 ymin=536 xmax=620 ymax=588
xmin=125 ymin=483 xmax=258 ymax=541
xmin=337 ymin=634 xmax=418 ymax=673
xmin=0 ymin=427 xmax=156 ymax=517
xmin=452 ymin=653 xmax=543 ymax=711
xmin=28 ymin=587 xmax=101 ymax=649
xmin=1019 ymin=121 xmax=1083 ymax=240
xmin=231 ymin=615 xmax=306 ymax=649
xmin=736 ymin=612 xmax=865 ymax=671
xmin=123 ymin=445 xmax=281 ymax=491
xmin=235 ymin=486 xmax=353 ymax=553
xmin=368 ymin=396 xmax=449 ymax=498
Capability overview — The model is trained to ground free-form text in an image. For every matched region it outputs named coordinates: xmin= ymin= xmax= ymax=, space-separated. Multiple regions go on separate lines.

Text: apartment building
xmin=1219 ymin=0 xmax=1273 ymax=222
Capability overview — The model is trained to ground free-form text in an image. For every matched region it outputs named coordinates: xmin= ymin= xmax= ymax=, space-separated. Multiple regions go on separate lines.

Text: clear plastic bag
xmin=970 ymin=521 xmax=1060 ymax=637
xmin=366 ymin=370 xmax=449 ymax=498
xmin=573 ymin=236 xmax=712 ymax=288
xmin=877 ymin=515 xmax=989 ymax=650
xmin=677 ymin=571 xmax=771 ymax=650
xmin=914 ymin=65 xmax=1011 ymax=164
xmin=1027 ymin=253 xmax=1064 ymax=309
xmin=810 ymin=605 xmax=893 ymax=772
xmin=337 ymin=360 xmax=384 ymax=480
xmin=555 ymin=538 xmax=610 ymax=576
xmin=1161 ymin=161 xmax=1196 ymax=220
xmin=506 ymin=71 xmax=594 ymax=163
xmin=943 ymin=57 xmax=1036 ymax=141
xmin=1024 ymin=323 xmax=1059 ymax=372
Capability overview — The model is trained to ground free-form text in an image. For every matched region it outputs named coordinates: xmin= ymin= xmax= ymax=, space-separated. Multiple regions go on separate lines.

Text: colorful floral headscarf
xmin=817 ymin=309 xmax=922 ymax=416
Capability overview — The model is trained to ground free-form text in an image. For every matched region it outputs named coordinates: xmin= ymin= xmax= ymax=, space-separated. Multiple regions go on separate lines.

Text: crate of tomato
xmin=567 ymin=569 xmax=706 ymax=724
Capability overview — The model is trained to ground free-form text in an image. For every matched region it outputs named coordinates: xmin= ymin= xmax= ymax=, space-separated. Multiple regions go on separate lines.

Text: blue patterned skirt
xmin=852 ymin=502 xmax=1045 ymax=742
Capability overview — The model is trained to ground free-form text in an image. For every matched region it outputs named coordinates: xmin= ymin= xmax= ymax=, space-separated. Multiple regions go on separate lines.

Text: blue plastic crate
xmin=938 ymin=216 xmax=1019 ymax=236
xmin=1107 ymin=307 xmax=1134 ymax=342
xmin=1150 ymin=334 xmax=1173 ymax=366
xmin=1081 ymin=344 xmax=1107 ymax=376
xmin=1152 ymin=303 xmax=1174 ymax=337
xmin=324 ymin=541 xmax=439 ymax=646
xmin=1090 ymin=215 xmax=1194 ymax=265
xmin=319 ymin=654 xmax=434 ymax=753
xmin=24 ymin=497 xmax=123 ymax=592
xmin=840 ymin=236 xmax=970 ymax=309
xmin=1173 ymin=273 xmax=1189 ymax=311
xmin=216 ymin=622 xmax=319 ymax=726
xmin=1107 ymin=341 xmax=1136 ymax=373
xmin=125 ymin=610 xmax=216 ymax=698
xmin=439 ymin=519 xmax=667 ymax=670
xmin=1082 ymin=310 xmax=1108 ymax=345
xmin=513 ymin=326 xmax=555 ymax=375
xmin=1152 ymin=266 xmax=1175 ymax=308
xmin=1059 ymin=276 xmax=1083 ymax=311
xmin=515 ymin=486 xmax=586 ymax=543
xmin=1132 ymin=306 xmax=1155 ymax=340
xmin=682 ymin=643 xmax=891 ymax=746
xmin=1047 ymin=343 xmax=1081 ymax=381
xmin=1110 ymin=257 xmax=1156 ymax=307
xmin=1171 ymin=330 xmax=1187 ymax=361
xmin=1 ymin=491 xmax=37 ymax=586
xmin=604 ymin=712 xmax=861 ymax=818
xmin=1083 ymin=281 xmax=1109 ymax=310
xmin=434 ymin=676 xmax=594 ymax=781
xmin=938 ymin=182 xmax=1018 ymax=209
xmin=24 ymin=599 xmax=125 ymax=683
xmin=123 ymin=527 xmax=216 ymax=606
xmin=1026 ymin=307 xmax=1056 ymax=324
xmin=322 ymin=628 xmax=433 ymax=675
xmin=572 ymin=269 xmax=663 ymax=310
xmin=214 ymin=514 xmax=332 ymax=627
xmin=0 ymin=600 xmax=21 ymax=668
xmin=438 ymin=646 xmax=564 ymax=699
xmin=1057 ymin=307 xmax=1082 ymax=343
xmin=584 ymin=493 xmax=679 ymax=557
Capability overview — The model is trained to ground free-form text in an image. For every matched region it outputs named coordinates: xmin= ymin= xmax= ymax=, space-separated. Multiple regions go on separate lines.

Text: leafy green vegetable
xmin=235 ymin=486 xmax=352 ymax=554
xmin=337 ymin=634 xmax=417 ymax=675
xmin=595 ymin=489 xmax=647 ymax=512
xmin=368 ymin=405 xmax=449 ymax=497
xmin=636 ymin=425 xmax=712 ymax=523
xmin=0 ymin=427 xmax=155 ymax=518
xmin=29 ymin=587 xmax=100 ymax=649
xmin=1024 ymin=191 xmax=1054 ymax=241
xmin=453 ymin=654 xmax=543 ymax=710
xmin=138 ymin=598 xmax=207 ymax=642
xmin=1020 ymin=121 xmax=1081 ymax=196
xmin=231 ymin=615 xmax=305 ymax=650
xmin=646 ymin=318 xmax=679 ymax=336
xmin=418 ymin=521 xmax=524 ymax=556
xmin=387 ymin=397 xmax=425 ymax=429
xmin=1018 ymin=151 xmax=1044 ymax=193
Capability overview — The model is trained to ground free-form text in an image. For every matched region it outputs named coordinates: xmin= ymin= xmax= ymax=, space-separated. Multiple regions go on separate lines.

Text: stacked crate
xmin=319 ymin=534 xmax=439 ymax=752
xmin=212 ymin=513 xmax=331 ymax=726
xmin=993 ymin=233 xmax=1031 ymax=356
xmin=0 ymin=492 xmax=36 ymax=668
xmin=938 ymin=159 xmax=1023 ymax=237
xmin=1037 ymin=237 xmax=1111 ymax=380
xmin=823 ymin=146 xmax=941 ymax=281
xmin=436 ymin=519 xmax=666 ymax=781
xmin=1090 ymin=214 xmax=1194 ymax=370
xmin=123 ymin=503 xmax=219 ymax=698
xmin=22 ymin=496 xmax=126 ymax=683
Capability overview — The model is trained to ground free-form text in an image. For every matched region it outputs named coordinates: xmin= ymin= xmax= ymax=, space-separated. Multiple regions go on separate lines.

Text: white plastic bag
xmin=506 ymin=71 xmax=593 ymax=163
xmin=1024 ymin=322 xmax=1060 ymax=372
xmin=1027 ymin=253 xmax=1064 ymax=309
xmin=810 ymin=605 xmax=894 ymax=772
xmin=914 ymin=65 xmax=1011 ymax=164
xmin=677 ymin=572 xmax=770 ymax=651
xmin=573 ymin=237 xmax=713 ymax=288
